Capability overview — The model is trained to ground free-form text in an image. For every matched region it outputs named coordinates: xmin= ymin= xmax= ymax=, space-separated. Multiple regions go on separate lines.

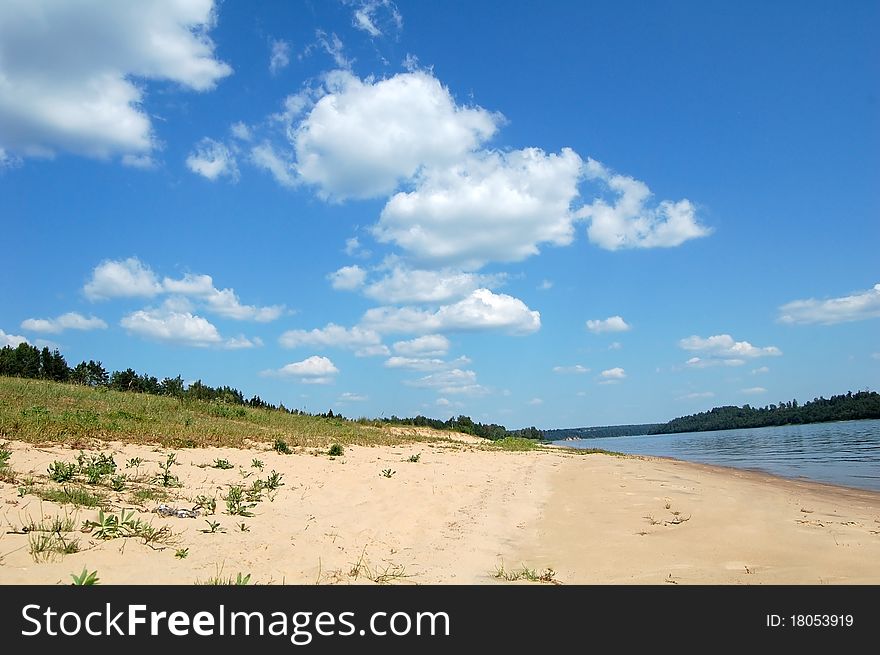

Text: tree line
xmin=0 ymin=342 xmax=539 ymax=441
xmin=650 ymin=391 xmax=880 ymax=434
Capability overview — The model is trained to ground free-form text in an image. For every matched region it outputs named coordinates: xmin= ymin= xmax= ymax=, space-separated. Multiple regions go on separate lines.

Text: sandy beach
xmin=1 ymin=437 xmax=878 ymax=585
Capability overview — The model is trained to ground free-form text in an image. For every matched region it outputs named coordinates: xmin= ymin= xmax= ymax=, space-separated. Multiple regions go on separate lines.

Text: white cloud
xmin=0 ymin=0 xmax=231 ymax=162
xmin=354 ymin=344 xmax=391 ymax=358
xmin=364 ymin=267 xmax=505 ymax=304
xmin=21 ymin=312 xmax=107 ymax=334
xmin=677 ymin=391 xmax=715 ymax=400
xmin=351 ymin=0 xmax=403 ymax=37
xmin=291 ymin=70 xmax=500 ymax=200
xmin=162 ymin=273 xmax=283 ymax=322
xmin=230 ymin=122 xmax=252 ymax=141
xmin=538 ymin=279 xmax=553 ymax=291
xmin=269 ymin=39 xmax=291 ymax=75
xmin=527 ymin=398 xmax=543 ymax=406
xmin=578 ymin=158 xmax=712 ymax=250
xmin=778 ymin=283 xmax=880 ymax=325
xmin=679 ymin=334 xmax=782 ymax=359
xmin=741 ymin=387 xmax=767 ymax=395
xmin=121 ymin=154 xmax=155 ymax=169
xmin=375 ymin=147 xmax=583 ymax=268
xmin=586 ymin=315 xmax=631 ymax=334
xmin=338 ymin=392 xmax=367 ymax=402
xmin=405 ymin=368 xmax=487 ymax=395
xmin=553 ymin=364 xmax=589 ymax=374
xmin=328 ymin=265 xmax=367 ymax=291
xmin=84 ymin=257 xmax=162 ymax=301
xmin=384 ymin=356 xmax=449 ymax=371
xmin=393 ymin=334 xmax=450 ymax=357
xmin=265 ymin=355 xmax=339 ymax=384
xmin=435 ymin=397 xmax=451 ymax=407
xmin=250 ymin=142 xmax=297 ymax=187
xmin=186 ymin=138 xmax=238 ymax=181
xmin=685 ymin=356 xmax=745 ymax=368
xmin=600 ymin=367 xmax=626 ymax=380
xmin=608 ymin=341 xmax=622 ymax=350
xmin=751 ymin=366 xmax=770 ymax=375
xmin=120 ymin=308 xmax=222 ymax=347
xmin=1 ymin=329 xmax=28 ymax=347
xmin=224 ymin=335 xmax=262 ymax=350
xmin=362 ymin=289 xmax=540 ymax=335
xmin=279 ymin=323 xmax=382 ymax=350
xmin=344 ymin=237 xmax=371 ymax=258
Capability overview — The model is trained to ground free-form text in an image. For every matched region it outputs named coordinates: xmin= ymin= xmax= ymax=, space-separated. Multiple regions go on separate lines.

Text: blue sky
xmin=1 ymin=1 xmax=878 ymax=428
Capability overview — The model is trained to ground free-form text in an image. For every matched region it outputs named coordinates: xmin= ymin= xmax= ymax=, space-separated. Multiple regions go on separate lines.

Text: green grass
xmin=493 ymin=437 xmax=541 ymax=451
xmin=29 ymin=532 xmax=80 ymax=562
xmin=128 ymin=487 xmax=172 ymax=506
xmin=493 ymin=562 xmax=558 ymax=583
xmin=35 ymin=485 xmax=104 ymax=507
xmin=0 ymin=377 xmax=415 ymax=449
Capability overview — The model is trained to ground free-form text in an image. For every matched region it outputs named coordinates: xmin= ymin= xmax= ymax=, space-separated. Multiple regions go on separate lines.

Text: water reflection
xmin=556 ymin=419 xmax=880 ymax=491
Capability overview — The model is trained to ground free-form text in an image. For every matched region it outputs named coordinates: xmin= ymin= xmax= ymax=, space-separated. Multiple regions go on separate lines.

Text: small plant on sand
xmin=125 ymin=457 xmax=143 ymax=469
xmin=194 ymin=494 xmax=217 ymax=515
xmin=37 ymin=485 xmax=103 ymax=508
xmin=201 ymin=571 xmax=251 ymax=586
xmin=273 ymin=438 xmax=292 ymax=455
xmin=175 ymin=548 xmax=189 ymax=559
xmin=109 ymin=474 xmax=127 ymax=492
xmin=238 ymin=523 xmax=250 ymax=532
xmin=212 ymin=458 xmax=234 ymax=470
xmin=29 ymin=532 xmax=80 ymax=562
xmin=264 ymin=470 xmax=284 ymax=491
xmin=328 ymin=443 xmax=344 ymax=457
xmin=223 ymin=486 xmax=255 ymax=517
xmin=251 ymin=459 xmax=264 ymax=471
xmin=405 ymin=453 xmax=421 ymax=463
xmin=0 ymin=442 xmax=11 ymax=468
xmin=380 ymin=468 xmax=395 ymax=478
xmin=245 ymin=479 xmax=265 ymax=503
xmin=494 ymin=562 xmax=558 ymax=584
xmin=202 ymin=520 xmax=224 ymax=534
xmin=156 ymin=453 xmax=181 ymax=487
xmin=78 ymin=451 xmax=117 ymax=484
xmin=83 ymin=509 xmax=138 ymax=540
xmin=48 ymin=461 xmax=77 ymax=483
xmin=70 ymin=568 xmax=99 ymax=585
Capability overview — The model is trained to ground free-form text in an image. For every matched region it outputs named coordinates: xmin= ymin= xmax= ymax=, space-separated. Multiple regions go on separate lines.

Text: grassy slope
xmin=0 ymin=376 xmax=416 ymax=449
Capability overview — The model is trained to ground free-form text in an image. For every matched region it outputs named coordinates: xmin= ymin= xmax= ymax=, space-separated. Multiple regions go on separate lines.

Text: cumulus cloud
xmin=777 ymin=283 xmax=880 ymax=325
xmin=752 ymin=366 xmax=769 ymax=375
xmin=404 ymin=368 xmax=487 ymax=395
xmin=230 ymin=122 xmax=252 ymax=141
xmin=392 ymin=334 xmax=450 ymax=357
xmin=269 ymin=39 xmax=291 ymax=75
xmin=290 ymin=70 xmax=500 ymax=200
xmin=0 ymin=0 xmax=231 ymax=162
xmin=1 ymin=329 xmax=28 ymax=347
xmin=327 ymin=265 xmax=367 ymax=291
xmin=586 ymin=316 xmax=631 ymax=334
xmin=599 ymin=367 xmax=626 ymax=382
xmin=351 ymin=0 xmax=403 ymax=37
xmin=553 ymin=364 xmax=589 ymax=374
xmin=375 ymin=147 xmax=583 ymax=268
xmin=84 ymin=257 xmax=163 ymax=300
xmin=264 ymin=356 xmax=339 ymax=384
xmin=279 ymin=323 xmax=382 ymax=350
xmin=84 ymin=259 xmax=283 ymax=321
xmin=21 ymin=312 xmax=107 ymax=334
xmin=578 ymin=158 xmax=711 ymax=250
xmin=384 ymin=355 xmax=470 ymax=371
xmin=338 ymin=392 xmax=367 ymax=402
xmin=186 ymin=138 xmax=239 ymax=181
xmin=679 ymin=334 xmax=782 ymax=359
xmin=120 ymin=308 xmax=223 ymax=347
xmin=354 ymin=344 xmax=391 ymax=358
xmin=344 ymin=237 xmax=371 ymax=258
xmin=362 ymin=289 xmax=540 ymax=335
xmin=250 ymin=142 xmax=297 ymax=187
xmin=364 ymin=267 xmax=505 ymax=304
xmin=685 ymin=357 xmax=745 ymax=368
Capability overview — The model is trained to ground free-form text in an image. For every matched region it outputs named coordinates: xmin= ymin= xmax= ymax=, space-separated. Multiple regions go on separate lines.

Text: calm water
xmin=554 ymin=419 xmax=880 ymax=492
